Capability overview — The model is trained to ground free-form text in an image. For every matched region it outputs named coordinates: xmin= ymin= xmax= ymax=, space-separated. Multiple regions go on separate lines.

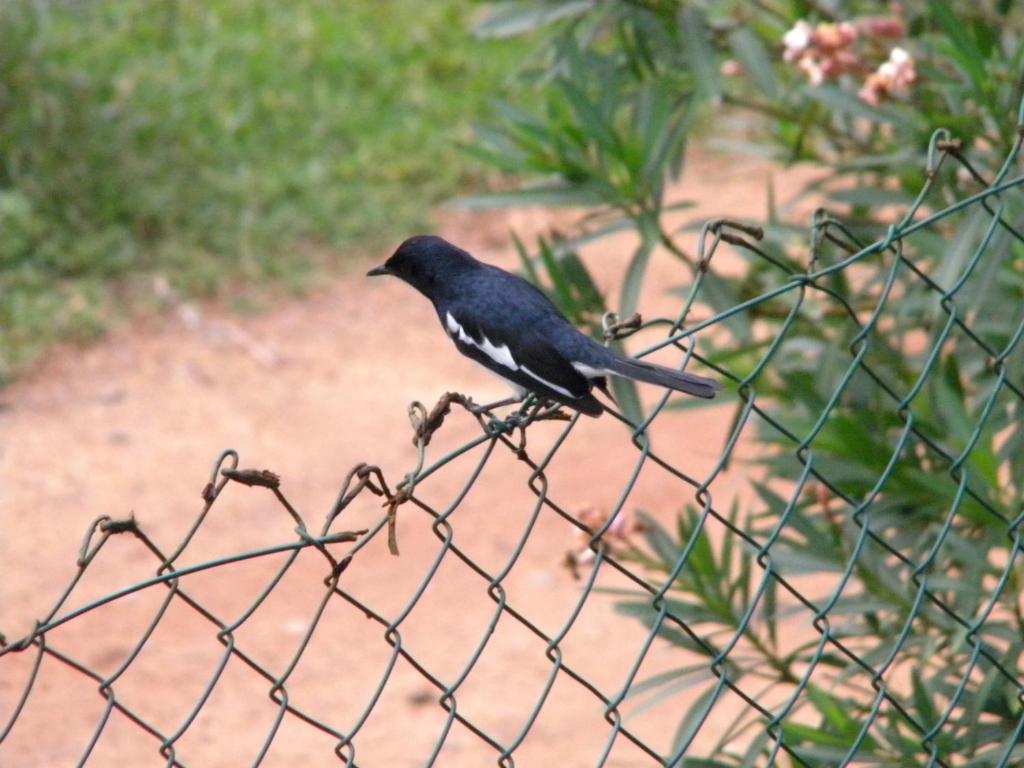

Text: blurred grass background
xmin=0 ymin=0 xmax=528 ymax=384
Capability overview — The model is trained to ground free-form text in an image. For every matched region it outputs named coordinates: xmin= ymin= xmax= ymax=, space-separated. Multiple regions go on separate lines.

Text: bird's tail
xmin=604 ymin=353 xmax=722 ymax=399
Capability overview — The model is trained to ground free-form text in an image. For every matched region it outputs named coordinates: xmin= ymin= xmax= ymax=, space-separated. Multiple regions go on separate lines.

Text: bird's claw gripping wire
xmin=466 ymin=394 xmax=527 ymax=417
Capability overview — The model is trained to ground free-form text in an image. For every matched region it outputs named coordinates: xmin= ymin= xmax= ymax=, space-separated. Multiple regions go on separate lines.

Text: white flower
xmin=889 ymin=47 xmax=910 ymax=65
xmin=783 ymin=20 xmax=813 ymax=62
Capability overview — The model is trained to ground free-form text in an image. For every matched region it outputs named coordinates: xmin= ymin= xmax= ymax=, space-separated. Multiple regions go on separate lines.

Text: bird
xmin=367 ymin=235 xmax=721 ymax=418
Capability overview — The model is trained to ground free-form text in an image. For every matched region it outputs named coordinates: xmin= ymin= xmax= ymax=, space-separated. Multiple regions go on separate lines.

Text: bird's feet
xmin=466 ymin=395 xmax=526 ymax=416
xmin=501 ymin=411 xmax=530 ymax=429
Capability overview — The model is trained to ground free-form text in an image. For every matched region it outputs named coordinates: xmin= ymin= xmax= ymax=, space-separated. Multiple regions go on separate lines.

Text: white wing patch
xmin=520 ymin=365 xmax=573 ymax=399
xmin=571 ymin=362 xmax=611 ymax=379
xmin=478 ymin=336 xmax=518 ymax=370
xmin=444 ymin=310 xmax=579 ymax=399
xmin=445 ymin=312 xmax=518 ymax=371
xmin=445 ymin=312 xmax=472 ymax=344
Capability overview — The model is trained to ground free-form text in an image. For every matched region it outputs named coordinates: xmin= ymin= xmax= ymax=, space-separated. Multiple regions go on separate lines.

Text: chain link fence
xmin=3 ymin=111 xmax=1024 ymax=766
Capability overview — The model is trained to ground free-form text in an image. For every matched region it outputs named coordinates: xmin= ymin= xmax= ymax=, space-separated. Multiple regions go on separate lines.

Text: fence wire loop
xmin=409 ymin=392 xmax=475 ymax=448
xmin=221 ymin=467 xmax=281 ymax=489
xmin=602 ymin=310 xmax=643 ymax=340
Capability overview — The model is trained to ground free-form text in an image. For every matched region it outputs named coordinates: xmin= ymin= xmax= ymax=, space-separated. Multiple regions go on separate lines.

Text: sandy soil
xmin=0 ymin=151 xmax=821 ymax=767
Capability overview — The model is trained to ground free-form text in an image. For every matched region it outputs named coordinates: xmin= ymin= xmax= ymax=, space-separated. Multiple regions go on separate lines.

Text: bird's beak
xmin=366 ymin=264 xmax=391 ymax=277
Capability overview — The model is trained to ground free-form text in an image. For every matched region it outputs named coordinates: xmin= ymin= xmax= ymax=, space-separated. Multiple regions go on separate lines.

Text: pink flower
xmin=606 ymin=511 xmax=630 ymax=538
xmin=858 ymin=46 xmax=916 ymax=105
xmin=783 ymin=19 xmax=861 ymax=84
xmin=862 ymin=16 xmax=906 ymax=40
xmin=563 ymin=507 xmax=638 ymax=577
xmin=720 ymin=59 xmax=744 ymax=78
xmin=798 ymin=55 xmax=825 ymax=86
xmin=813 ymin=21 xmax=858 ymax=51
xmin=820 ymin=49 xmax=860 ymax=80
xmin=858 ymin=79 xmax=881 ymax=106
xmin=883 ymin=47 xmax=916 ymax=95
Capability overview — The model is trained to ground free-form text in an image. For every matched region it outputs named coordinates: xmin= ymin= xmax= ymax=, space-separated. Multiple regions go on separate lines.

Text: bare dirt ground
xmin=0 ymin=151 xmax=820 ymax=767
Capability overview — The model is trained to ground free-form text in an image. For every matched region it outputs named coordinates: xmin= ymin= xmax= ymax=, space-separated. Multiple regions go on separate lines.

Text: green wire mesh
xmin=3 ymin=106 xmax=1024 ymax=767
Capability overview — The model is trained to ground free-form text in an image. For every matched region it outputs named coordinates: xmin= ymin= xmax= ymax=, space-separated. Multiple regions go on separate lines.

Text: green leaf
xmin=741 ymin=728 xmax=773 ymax=768
xmin=928 ymin=0 xmax=988 ymax=91
xmin=694 ymin=273 xmax=754 ymax=344
xmin=806 ymin=685 xmax=864 ymax=740
xmin=720 ymin=501 xmax=739 ymax=585
xmin=765 ymin=546 xmax=844 ymax=575
xmin=779 ymin=721 xmax=854 ymax=749
xmin=519 ymin=234 xmax=608 ymax=329
xmin=613 ymin=600 xmax=707 ymax=653
xmin=727 ymin=27 xmax=777 ymax=100
xmin=683 ymin=518 xmax=718 ymax=595
xmin=558 ymin=78 xmax=624 ymax=158
xmin=825 ymin=596 xmax=900 ymax=616
xmin=911 ymin=667 xmax=938 ymax=728
xmin=628 ymin=663 xmax=711 ymax=698
xmin=807 ymin=85 xmax=915 ymax=128
xmin=827 ymin=188 xmax=917 ymax=208
xmin=927 ymin=355 xmax=976 ymax=447
xmin=834 ymin=151 xmax=919 ymax=171
xmin=610 ymin=370 xmax=645 ymax=427
xmin=639 ymin=85 xmax=695 ymax=191
xmin=558 ymin=251 xmax=606 ymax=318
xmin=668 ymin=684 xmax=719 ymax=765
xmin=637 ymin=510 xmax=681 ymax=566
xmin=548 ymin=216 xmax=638 ymax=253
xmin=814 ymin=414 xmax=890 ymax=472
xmin=963 ymin=664 xmax=1009 ymax=753
xmin=619 ymin=215 xmax=659 ymax=318
xmin=763 ymin=574 xmax=778 ymax=649
xmin=512 ymin=231 xmax=541 ymax=285
xmin=628 ymin=666 xmax=719 ymax=721
xmin=454 ymin=183 xmax=609 ymax=209
xmin=473 ymin=0 xmax=591 ymax=39
xmin=750 ymin=480 xmax=789 ymax=518
xmin=538 ymin=237 xmax=574 ymax=311
xmin=678 ymin=7 xmax=720 ymax=103
xmin=664 ymin=390 xmax=738 ymax=411
xmin=791 ymin=745 xmax=884 ymax=764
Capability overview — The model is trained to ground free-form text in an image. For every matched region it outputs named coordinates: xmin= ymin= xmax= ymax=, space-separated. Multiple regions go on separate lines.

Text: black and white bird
xmin=367 ymin=235 xmax=721 ymax=417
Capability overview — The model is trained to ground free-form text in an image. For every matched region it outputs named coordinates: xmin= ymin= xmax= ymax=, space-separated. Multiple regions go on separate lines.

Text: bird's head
xmin=367 ymin=235 xmax=477 ymax=298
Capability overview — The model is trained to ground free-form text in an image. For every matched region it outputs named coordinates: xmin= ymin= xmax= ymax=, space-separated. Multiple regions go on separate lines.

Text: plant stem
xmin=658 ymin=225 xmax=697 ymax=267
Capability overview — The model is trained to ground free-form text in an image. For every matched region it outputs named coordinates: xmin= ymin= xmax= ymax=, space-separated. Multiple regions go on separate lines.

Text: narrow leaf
xmin=454 ymin=184 xmax=609 ymax=209
xmin=610 ymin=369 xmax=645 ymax=426
xmin=619 ymin=216 xmax=658 ymax=318
xmin=474 ymin=0 xmax=591 ymax=39
xmin=679 ymin=7 xmax=721 ymax=102
xmin=807 ymin=85 xmax=915 ymax=128
xmin=727 ymin=27 xmax=778 ymax=99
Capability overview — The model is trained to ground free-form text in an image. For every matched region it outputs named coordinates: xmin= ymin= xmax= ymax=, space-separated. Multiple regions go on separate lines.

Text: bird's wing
xmin=442 ymin=307 xmax=592 ymax=401
xmin=509 ymin=328 xmax=594 ymax=401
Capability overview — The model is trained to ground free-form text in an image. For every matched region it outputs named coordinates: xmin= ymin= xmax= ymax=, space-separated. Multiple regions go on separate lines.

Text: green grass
xmin=0 ymin=0 xmax=528 ymax=383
